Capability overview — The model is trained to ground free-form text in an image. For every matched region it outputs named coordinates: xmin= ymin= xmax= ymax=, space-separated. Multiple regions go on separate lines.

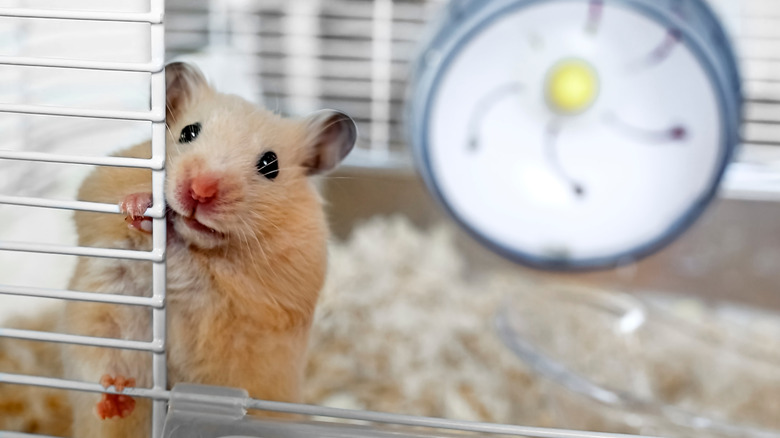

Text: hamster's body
xmin=61 ymin=62 xmax=356 ymax=437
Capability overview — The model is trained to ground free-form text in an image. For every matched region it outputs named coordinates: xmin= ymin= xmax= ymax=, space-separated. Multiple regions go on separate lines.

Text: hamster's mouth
xmin=182 ymin=216 xmax=219 ymax=234
xmin=166 ymin=208 xmax=226 ymax=242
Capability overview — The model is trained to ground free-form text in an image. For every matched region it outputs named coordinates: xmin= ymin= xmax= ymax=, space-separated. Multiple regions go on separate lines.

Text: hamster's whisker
xmin=247 ymin=211 xmax=283 ymax=235
xmin=262 ymin=164 xmax=298 ymax=172
xmin=237 ymin=217 xmax=266 ymax=260
xmin=236 ymin=225 xmax=252 ymax=255
xmin=320 ymin=176 xmax=361 ymax=181
xmin=165 ymin=103 xmax=178 ymax=125
xmin=244 ymin=221 xmax=286 ymax=289
xmin=245 ymin=220 xmax=275 ymax=264
xmin=235 ymin=222 xmax=280 ymax=290
xmin=223 ymin=234 xmax=231 ymax=258
xmin=164 ymin=123 xmax=175 ymax=142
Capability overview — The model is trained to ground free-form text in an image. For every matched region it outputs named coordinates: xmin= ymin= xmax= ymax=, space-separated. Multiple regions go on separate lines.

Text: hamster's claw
xmin=96 ymin=374 xmax=137 ymax=420
xmin=100 ymin=374 xmax=136 ymax=391
xmin=120 ymin=193 xmax=153 ymax=234
xmin=126 ymin=216 xmax=153 ymax=234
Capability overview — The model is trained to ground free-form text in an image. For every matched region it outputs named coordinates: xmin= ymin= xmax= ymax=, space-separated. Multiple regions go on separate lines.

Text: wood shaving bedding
xmin=305 ymin=216 xmax=780 ymax=437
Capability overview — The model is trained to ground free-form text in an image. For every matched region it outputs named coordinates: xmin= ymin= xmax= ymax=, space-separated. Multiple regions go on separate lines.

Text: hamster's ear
xmin=302 ymin=110 xmax=357 ymax=175
xmin=165 ymin=62 xmax=207 ymax=121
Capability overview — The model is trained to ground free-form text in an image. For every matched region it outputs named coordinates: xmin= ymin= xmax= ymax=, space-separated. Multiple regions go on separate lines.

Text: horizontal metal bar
xmin=0 ymin=149 xmax=163 ymax=169
xmin=746 ymin=97 xmax=780 ymax=105
xmin=0 ymin=284 xmax=163 ymax=308
xmin=0 ymin=102 xmax=164 ymax=122
xmin=0 ymin=240 xmax=164 ymax=262
xmin=743 ymin=119 xmax=780 ymax=125
xmin=746 ymin=77 xmax=780 ymax=85
xmin=0 ymin=194 xmax=124 ymax=215
xmin=0 ymin=55 xmax=164 ymax=72
xmin=243 ymin=399 xmax=659 ymax=438
xmin=0 ymin=431 xmax=61 ymax=438
xmin=739 ymin=139 xmax=780 ymax=147
xmin=0 ymin=195 xmax=165 ymax=218
xmin=0 ymin=372 xmax=166 ymax=399
xmin=0 ymin=375 xmax=660 ymax=438
xmin=722 ymin=162 xmax=780 ymax=202
xmin=0 ymin=373 xmax=660 ymax=438
xmin=0 ymin=328 xmax=164 ymax=352
xmin=342 ymin=147 xmax=413 ymax=172
xmin=0 ymin=8 xmax=163 ymax=23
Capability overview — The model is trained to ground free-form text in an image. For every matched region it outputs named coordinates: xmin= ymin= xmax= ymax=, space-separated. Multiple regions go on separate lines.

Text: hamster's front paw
xmin=96 ymin=374 xmax=137 ymax=419
xmin=120 ymin=192 xmax=153 ymax=234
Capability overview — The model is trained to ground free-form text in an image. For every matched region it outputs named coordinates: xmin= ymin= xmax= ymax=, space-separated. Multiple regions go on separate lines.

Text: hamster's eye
xmin=256 ymin=151 xmax=279 ymax=180
xmin=179 ymin=123 xmax=201 ymax=144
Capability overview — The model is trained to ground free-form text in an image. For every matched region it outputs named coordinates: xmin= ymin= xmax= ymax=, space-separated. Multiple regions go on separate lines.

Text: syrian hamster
xmin=61 ymin=61 xmax=356 ymax=437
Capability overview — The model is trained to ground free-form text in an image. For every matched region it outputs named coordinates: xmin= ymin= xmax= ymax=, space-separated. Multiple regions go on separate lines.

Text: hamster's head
xmin=162 ymin=62 xmax=356 ymax=251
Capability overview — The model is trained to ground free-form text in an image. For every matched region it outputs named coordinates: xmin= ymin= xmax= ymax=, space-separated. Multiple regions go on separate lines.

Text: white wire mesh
xmin=0 ymin=1 xmax=168 ymax=437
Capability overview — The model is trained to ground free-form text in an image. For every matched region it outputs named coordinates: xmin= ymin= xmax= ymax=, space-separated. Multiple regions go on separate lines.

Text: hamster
xmin=61 ymin=62 xmax=356 ymax=437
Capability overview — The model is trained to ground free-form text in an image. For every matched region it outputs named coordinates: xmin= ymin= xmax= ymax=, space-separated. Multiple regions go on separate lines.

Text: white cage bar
xmin=0 ymin=240 xmax=163 ymax=262
xmin=0 ymin=1 xmax=169 ymax=438
xmin=148 ymin=0 xmax=168 ymax=430
xmin=0 ymin=150 xmax=164 ymax=169
xmin=0 ymin=8 xmax=163 ymax=23
xmin=0 ymin=195 xmax=165 ymax=217
xmin=0 ymin=284 xmax=164 ymax=307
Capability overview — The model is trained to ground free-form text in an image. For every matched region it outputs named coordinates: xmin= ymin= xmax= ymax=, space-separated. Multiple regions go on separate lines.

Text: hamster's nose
xmin=189 ymin=174 xmax=220 ymax=205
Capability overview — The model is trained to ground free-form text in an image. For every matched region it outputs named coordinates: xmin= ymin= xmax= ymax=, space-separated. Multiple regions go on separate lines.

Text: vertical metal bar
xmin=370 ymin=0 xmax=393 ymax=156
xmin=149 ymin=0 xmax=167 ymax=436
xmin=150 ymin=124 xmax=167 ymax=438
xmin=284 ymin=0 xmax=321 ymax=114
xmin=208 ymin=0 xmax=230 ymax=47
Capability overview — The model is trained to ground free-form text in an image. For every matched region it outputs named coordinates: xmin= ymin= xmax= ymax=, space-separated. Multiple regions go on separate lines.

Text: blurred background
xmin=0 ymin=0 xmax=779 ymax=437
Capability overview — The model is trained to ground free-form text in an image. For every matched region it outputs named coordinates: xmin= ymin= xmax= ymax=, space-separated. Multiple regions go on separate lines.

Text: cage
xmin=0 ymin=0 xmax=779 ymax=438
